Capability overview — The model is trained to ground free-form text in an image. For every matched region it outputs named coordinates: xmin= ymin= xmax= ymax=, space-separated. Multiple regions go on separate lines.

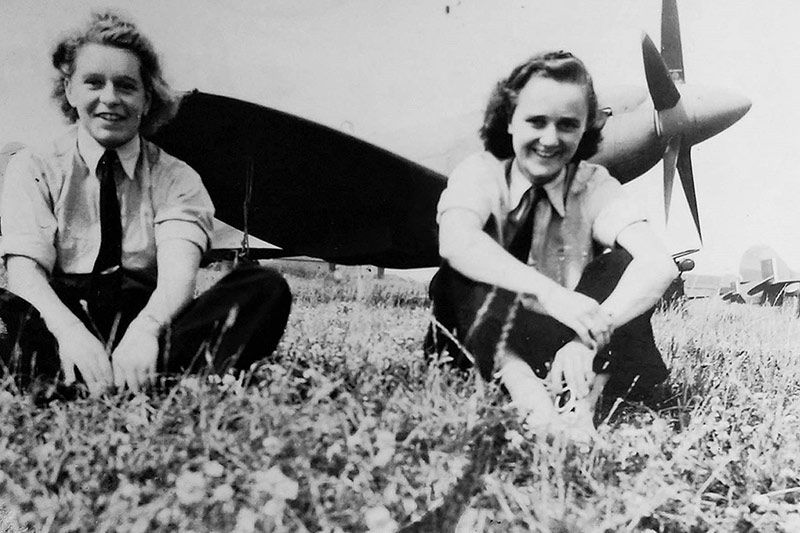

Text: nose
xmin=539 ymin=123 xmax=559 ymax=146
xmin=98 ymin=81 xmax=120 ymax=104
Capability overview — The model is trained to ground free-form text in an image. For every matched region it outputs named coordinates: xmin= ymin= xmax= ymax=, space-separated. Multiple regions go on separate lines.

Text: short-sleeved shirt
xmin=437 ymin=151 xmax=645 ymax=290
xmin=1 ymin=125 xmax=214 ymax=281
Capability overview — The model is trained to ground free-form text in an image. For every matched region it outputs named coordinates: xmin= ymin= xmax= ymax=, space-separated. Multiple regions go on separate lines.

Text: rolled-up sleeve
xmin=437 ymin=152 xmax=500 ymax=225
xmin=0 ymin=151 xmax=58 ymax=272
xmin=152 ymin=159 xmax=214 ymax=254
xmin=587 ymin=170 xmax=647 ymax=248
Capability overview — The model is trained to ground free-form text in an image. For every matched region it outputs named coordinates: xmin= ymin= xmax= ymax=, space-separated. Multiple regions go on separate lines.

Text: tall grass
xmin=1 ymin=268 xmax=799 ymax=532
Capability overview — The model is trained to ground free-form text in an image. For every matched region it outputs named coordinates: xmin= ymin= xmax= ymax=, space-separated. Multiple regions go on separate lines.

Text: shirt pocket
xmin=55 ymin=232 xmax=95 ymax=272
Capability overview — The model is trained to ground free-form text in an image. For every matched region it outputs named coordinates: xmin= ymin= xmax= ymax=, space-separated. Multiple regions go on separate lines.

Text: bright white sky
xmin=2 ymin=0 xmax=797 ymax=276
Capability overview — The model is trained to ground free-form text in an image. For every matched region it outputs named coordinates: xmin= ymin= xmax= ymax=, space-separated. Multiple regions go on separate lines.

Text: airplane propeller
xmin=641 ymin=26 xmax=703 ymax=242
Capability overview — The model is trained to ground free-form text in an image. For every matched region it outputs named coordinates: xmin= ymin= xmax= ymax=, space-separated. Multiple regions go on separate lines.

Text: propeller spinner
xmin=642 ymin=0 xmax=751 ymax=243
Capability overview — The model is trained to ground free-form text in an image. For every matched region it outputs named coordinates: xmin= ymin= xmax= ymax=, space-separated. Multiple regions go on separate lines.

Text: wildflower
xmin=261 ymin=436 xmax=283 ymax=455
xmin=155 ymin=508 xmax=171 ymax=525
xmin=233 ymin=508 xmax=257 ymax=533
xmin=180 ymin=376 xmax=201 ymax=392
xmin=750 ymin=493 xmax=769 ymax=509
xmin=202 ymin=460 xmax=225 ymax=478
xmin=175 ymin=471 xmax=206 ymax=505
xmin=364 ymin=506 xmax=397 ymax=532
xmin=251 ymin=466 xmax=299 ymax=500
xmin=212 ymin=483 xmax=234 ymax=502
xmin=33 ymin=442 xmax=56 ymax=465
xmin=373 ymin=430 xmax=395 ymax=467
xmin=262 ymin=498 xmax=286 ymax=518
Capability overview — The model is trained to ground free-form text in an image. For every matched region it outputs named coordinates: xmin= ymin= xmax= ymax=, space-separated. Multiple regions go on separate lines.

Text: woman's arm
xmin=6 ymin=256 xmax=114 ymax=394
xmin=599 ymin=221 xmax=677 ymax=330
xmin=439 ymin=207 xmax=611 ymax=346
xmin=549 ymin=221 xmax=677 ymax=397
xmin=110 ymin=238 xmax=201 ymax=391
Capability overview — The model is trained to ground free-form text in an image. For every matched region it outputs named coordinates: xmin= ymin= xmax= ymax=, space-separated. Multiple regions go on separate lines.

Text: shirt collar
xmin=508 ymin=160 xmax=567 ymax=217
xmin=76 ymin=125 xmax=140 ymax=180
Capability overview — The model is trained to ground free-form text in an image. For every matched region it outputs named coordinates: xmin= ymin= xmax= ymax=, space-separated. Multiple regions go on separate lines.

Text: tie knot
xmin=97 ymin=150 xmax=119 ymax=181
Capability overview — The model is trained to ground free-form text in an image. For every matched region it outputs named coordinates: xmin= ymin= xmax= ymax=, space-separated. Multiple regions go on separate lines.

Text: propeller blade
xmin=663 ymin=136 xmax=679 ymax=223
xmin=661 ymin=0 xmax=685 ymax=83
xmin=676 ymin=143 xmax=702 ymax=243
xmin=642 ymin=33 xmax=681 ymax=111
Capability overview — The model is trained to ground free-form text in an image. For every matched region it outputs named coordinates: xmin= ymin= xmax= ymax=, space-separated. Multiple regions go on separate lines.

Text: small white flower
xmin=261 ymin=436 xmax=283 ymax=455
xmin=252 ymin=466 xmax=299 ymax=500
xmin=364 ymin=506 xmax=397 ymax=532
xmin=175 ymin=471 xmax=206 ymax=505
xmin=750 ymin=493 xmax=769 ymax=509
xmin=233 ymin=508 xmax=257 ymax=533
xmin=212 ymin=483 xmax=234 ymax=502
xmin=202 ymin=460 xmax=225 ymax=478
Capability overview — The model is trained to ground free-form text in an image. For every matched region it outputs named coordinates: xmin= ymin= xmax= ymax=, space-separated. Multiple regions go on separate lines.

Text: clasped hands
xmin=57 ymin=315 xmax=162 ymax=396
xmin=538 ymin=284 xmax=615 ymax=401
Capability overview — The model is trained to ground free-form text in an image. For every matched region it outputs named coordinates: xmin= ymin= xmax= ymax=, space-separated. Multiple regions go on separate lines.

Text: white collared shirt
xmin=77 ymin=125 xmax=140 ymax=181
xmin=437 ymin=151 xmax=646 ymax=289
xmin=1 ymin=126 xmax=215 ymax=279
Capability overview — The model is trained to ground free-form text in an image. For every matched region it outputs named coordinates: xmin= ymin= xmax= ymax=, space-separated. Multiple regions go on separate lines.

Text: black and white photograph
xmin=0 ymin=1 xmax=798 ymax=531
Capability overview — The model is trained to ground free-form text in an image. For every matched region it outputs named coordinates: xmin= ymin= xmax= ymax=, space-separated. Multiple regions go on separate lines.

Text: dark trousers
xmin=424 ymin=250 xmax=668 ymax=400
xmin=0 ymin=264 xmax=292 ymax=389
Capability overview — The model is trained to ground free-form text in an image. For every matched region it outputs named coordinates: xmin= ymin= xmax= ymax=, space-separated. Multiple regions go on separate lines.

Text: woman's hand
xmin=548 ymin=339 xmax=597 ymax=399
xmin=56 ymin=325 xmax=114 ymax=396
xmin=111 ymin=315 xmax=161 ymax=392
xmin=538 ymin=283 xmax=613 ymax=348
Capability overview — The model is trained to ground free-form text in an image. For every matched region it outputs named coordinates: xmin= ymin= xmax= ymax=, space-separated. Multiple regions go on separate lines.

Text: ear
xmin=64 ymin=78 xmax=75 ymax=108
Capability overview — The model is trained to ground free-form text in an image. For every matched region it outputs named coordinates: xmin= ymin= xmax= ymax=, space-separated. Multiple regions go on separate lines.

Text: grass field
xmin=1 ymin=265 xmax=799 ymax=532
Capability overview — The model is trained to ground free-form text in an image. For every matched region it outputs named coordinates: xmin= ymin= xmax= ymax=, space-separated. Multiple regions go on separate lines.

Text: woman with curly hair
xmin=0 ymin=12 xmax=291 ymax=398
xmin=426 ymin=51 xmax=676 ymax=435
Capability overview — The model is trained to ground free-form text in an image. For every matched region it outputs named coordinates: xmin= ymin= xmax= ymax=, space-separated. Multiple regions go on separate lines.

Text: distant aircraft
xmin=0 ymin=0 xmax=750 ymax=269
xmin=720 ymin=245 xmax=800 ymax=307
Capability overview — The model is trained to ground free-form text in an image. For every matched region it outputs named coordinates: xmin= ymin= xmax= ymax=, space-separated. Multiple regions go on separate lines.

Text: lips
xmin=95 ymin=112 xmax=127 ymax=122
xmin=531 ymin=146 xmax=562 ymax=159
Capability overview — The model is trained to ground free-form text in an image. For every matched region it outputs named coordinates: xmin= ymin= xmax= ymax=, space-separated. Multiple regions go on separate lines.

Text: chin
xmin=93 ymin=131 xmax=134 ymax=149
xmin=525 ymin=163 xmax=563 ymax=182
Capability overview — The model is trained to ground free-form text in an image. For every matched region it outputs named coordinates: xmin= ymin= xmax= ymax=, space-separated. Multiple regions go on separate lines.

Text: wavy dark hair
xmin=480 ymin=50 xmax=602 ymax=162
xmin=51 ymin=11 xmax=177 ymax=136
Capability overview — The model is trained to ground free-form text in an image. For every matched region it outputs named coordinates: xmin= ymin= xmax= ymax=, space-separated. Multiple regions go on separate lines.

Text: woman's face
xmin=507 ymin=75 xmax=589 ymax=183
xmin=65 ymin=43 xmax=150 ymax=148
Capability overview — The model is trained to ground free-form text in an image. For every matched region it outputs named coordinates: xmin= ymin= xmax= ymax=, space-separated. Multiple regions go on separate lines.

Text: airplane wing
xmin=150 ymin=91 xmax=446 ymax=269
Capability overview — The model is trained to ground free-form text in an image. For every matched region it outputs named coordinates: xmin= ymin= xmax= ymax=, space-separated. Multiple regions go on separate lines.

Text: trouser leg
xmin=0 ymin=289 xmax=60 ymax=388
xmin=160 ymin=264 xmax=292 ymax=375
xmin=428 ymin=250 xmax=668 ymax=398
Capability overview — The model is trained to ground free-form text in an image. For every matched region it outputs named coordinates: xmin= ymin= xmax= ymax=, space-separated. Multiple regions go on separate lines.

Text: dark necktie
xmin=93 ymin=149 xmax=122 ymax=275
xmin=505 ymin=185 xmax=545 ymax=263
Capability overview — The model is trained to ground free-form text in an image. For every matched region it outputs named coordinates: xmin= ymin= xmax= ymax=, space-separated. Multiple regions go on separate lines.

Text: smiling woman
xmin=63 ymin=43 xmax=150 ymax=148
xmin=426 ymin=50 xmax=677 ymax=439
xmin=0 ymin=12 xmax=292 ymax=399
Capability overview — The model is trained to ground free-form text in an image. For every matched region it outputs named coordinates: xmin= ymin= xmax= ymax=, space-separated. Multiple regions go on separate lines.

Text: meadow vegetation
xmin=1 ymin=264 xmax=799 ymax=532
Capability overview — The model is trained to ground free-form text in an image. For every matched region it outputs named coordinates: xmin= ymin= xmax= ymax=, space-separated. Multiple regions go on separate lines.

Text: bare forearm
xmin=600 ymin=255 xmax=676 ymax=328
xmin=439 ymin=214 xmax=559 ymax=298
xmin=6 ymin=256 xmax=84 ymax=336
xmin=600 ymin=223 xmax=678 ymax=330
xmin=135 ymin=239 xmax=202 ymax=329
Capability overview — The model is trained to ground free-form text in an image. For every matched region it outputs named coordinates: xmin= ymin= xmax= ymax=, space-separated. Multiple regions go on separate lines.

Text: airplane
xmin=0 ymin=0 xmax=750 ymax=270
xmin=720 ymin=245 xmax=800 ymax=307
